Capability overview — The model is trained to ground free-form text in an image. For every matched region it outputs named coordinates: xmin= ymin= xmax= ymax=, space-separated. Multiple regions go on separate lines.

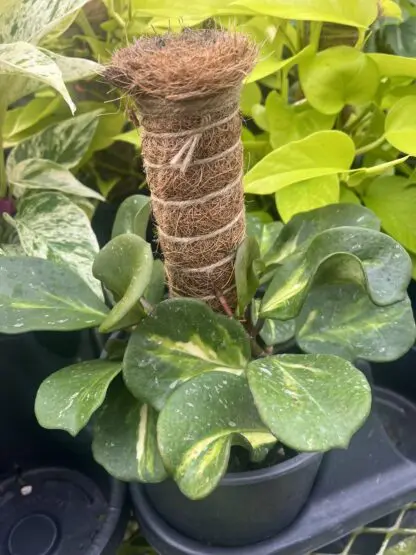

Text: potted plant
xmin=0 ymin=29 xmax=408 ymax=552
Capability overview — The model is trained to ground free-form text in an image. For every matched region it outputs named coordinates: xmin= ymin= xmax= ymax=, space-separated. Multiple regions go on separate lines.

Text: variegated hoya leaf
xmin=157 ymin=372 xmax=276 ymax=499
xmin=4 ymin=191 xmax=102 ymax=298
xmin=92 ymin=234 xmax=153 ymax=333
xmin=247 ymin=354 xmax=371 ymax=451
xmin=123 ymin=298 xmax=250 ymax=410
xmin=0 ymin=256 xmax=108 ymax=332
xmin=93 ymin=378 xmax=167 ymax=483
xmin=35 ymin=360 xmax=122 ymax=436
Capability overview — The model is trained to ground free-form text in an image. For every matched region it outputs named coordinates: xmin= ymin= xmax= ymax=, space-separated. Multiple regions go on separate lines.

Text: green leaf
xmin=157 ymin=372 xmax=275 ymax=499
xmin=244 ymin=131 xmax=355 ymax=195
xmin=112 ymin=195 xmax=151 ymax=240
xmin=363 ymin=175 xmax=416 ymax=253
xmin=246 ymin=212 xmax=283 ymax=257
xmin=247 ymin=354 xmax=371 ymax=451
xmin=246 ymin=45 xmax=313 ymax=84
xmin=368 ymin=53 xmax=416 ymax=79
xmin=347 ymin=158 xmax=409 ymax=188
xmin=231 ymin=0 xmax=378 ymax=28
xmin=4 ymin=96 xmax=63 ymax=144
xmin=235 ymin=237 xmax=260 ymax=315
xmin=113 ymin=129 xmax=142 ymax=148
xmin=35 ymin=360 xmax=121 ymax=436
xmin=261 ymin=227 xmax=411 ymax=319
xmin=145 ymin=259 xmax=166 ymax=305
xmin=240 ymin=82 xmax=261 ymax=115
xmin=297 ymin=282 xmax=416 ymax=362
xmin=299 ymin=47 xmax=379 ymax=115
xmin=92 ymin=378 xmax=167 ymax=483
xmin=382 ymin=18 xmax=416 ymax=58
xmin=276 ymin=175 xmax=340 ymax=223
xmin=5 ymin=191 xmax=102 ymax=298
xmin=92 ymin=234 xmax=153 ymax=333
xmin=0 ymin=256 xmax=108 ymax=332
xmin=340 ymin=185 xmax=361 ymax=205
xmin=385 ymin=96 xmax=416 ymax=155
xmin=0 ymin=42 xmax=75 ymax=110
xmin=251 ymin=300 xmax=295 ymax=347
xmin=7 ymin=111 xmax=102 ymax=172
xmin=265 ymin=203 xmax=380 ymax=266
xmin=123 ymin=298 xmax=250 ymax=411
xmin=8 ymin=158 xmax=104 ymax=201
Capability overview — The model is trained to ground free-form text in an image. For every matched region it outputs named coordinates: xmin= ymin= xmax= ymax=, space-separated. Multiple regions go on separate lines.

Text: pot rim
xmin=220 ymin=451 xmax=323 ymax=486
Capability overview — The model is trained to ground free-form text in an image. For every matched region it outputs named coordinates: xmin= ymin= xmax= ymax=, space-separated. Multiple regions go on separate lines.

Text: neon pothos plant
xmin=0 ymin=195 xmax=408 ymax=499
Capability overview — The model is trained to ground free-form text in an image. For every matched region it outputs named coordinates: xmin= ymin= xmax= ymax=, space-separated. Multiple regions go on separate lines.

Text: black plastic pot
xmin=141 ymin=452 xmax=322 ymax=547
xmin=130 ymin=387 xmax=416 ymax=554
xmin=372 ymin=346 xmax=416 ymax=404
xmin=0 ymin=332 xmax=128 ymax=555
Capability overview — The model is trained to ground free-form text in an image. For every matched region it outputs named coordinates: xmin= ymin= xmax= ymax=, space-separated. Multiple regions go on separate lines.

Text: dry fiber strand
xmin=105 ymin=30 xmax=256 ymax=311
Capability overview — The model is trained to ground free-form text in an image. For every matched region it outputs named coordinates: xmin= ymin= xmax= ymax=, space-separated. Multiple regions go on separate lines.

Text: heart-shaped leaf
xmin=0 ymin=256 xmax=108 ymax=332
xmin=157 ymin=371 xmax=276 ymax=499
xmin=368 ymin=53 xmax=416 ymax=79
xmin=385 ymin=96 xmax=416 ymax=155
xmin=244 ymin=131 xmax=355 ymax=195
xmin=5 ymin=191 xmax=102 ymax=298
xmin=35 ymin=360 xmax=121 ymax=436
xmin=7 ymin=110 xmax=102 ymax=172
xmin=265 ymin=204 xmax=380 ymax=266
xmin=112 ymin=195 xmax=151 ymax=240
xmin=247 ymin=354 xmax=371 ymax=451
xmin=123 ymin=298 xmax=250 ymax=410
xmin=261 ymin=227 xmax=412 ymax=319
xmin=92 ymin=378 xmax=167 ymax=483
xmin=235 ymin=236 xmax=260 ymax=315
xmin=92 ymin=234 xmax=153 ymax=333
xmin=299 ymin=47 xmax=379 ymax=115
xmin=297 ymin=282 xmax=416 ymax=362
xmin=8 ymin=158 xmax=104 ymax=200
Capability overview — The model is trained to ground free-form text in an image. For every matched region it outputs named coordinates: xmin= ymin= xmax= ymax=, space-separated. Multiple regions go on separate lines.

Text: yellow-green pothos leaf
xmin=265 ymin=203 xmax=380 ymax=266
xmin=7 ymin=111 xmax=102 ymax=171
xmin=244 ymin=131 xmax=355 ymax=195
xmin=251 ymin=300 xmax=295 ymax=347
xmin=0 ymin=257 xmax=108 ymax=332
xmin=276 ymin=175 xmax=340 ymax=223
xmin=92 ymin=234 xmax=153 ymax=333
xmin=35 ymin=360 xmax=121 ymax=436
xmin=299 ymin=47 xmax=379 ymax=115
xmin=247 ymin=354 xmax=371 ymax=451
xmin=93 ymin=378 xmax=167 ymax=483
xmin=5 ymin=191 xmax=102 ymax=298
xmin=0 ymin=42 xmax=75 ymax=110
xmin=363 ymin=175 xmax=416 ymax=254
xmin=157 ymin=372 xmax=276 ymax=499
xmin=8 ymin=159 xmax=104 ymax=201
xmin=123 ymin=298 xmax=250 ymax=411
xmin=385 ymin=96 xmax=416 ymax=155
xmin=368 ymin=53 xmax=416 ymax=79
xmin=112 ymin=195 xmax=151 ymax=240
xmin=296 ymin=282 xmax=416 ymax=362
xmin=246 ymin=45 xmax=312 ymax=84
xmin=235 ymin=237 xmax=261 ymax=316
xmin=261 ymin=227 xmax=412 ymax=319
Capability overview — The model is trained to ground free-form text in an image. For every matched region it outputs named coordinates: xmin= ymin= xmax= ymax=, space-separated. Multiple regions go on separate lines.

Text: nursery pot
xmin=0 ymin=332 xmax=128 ymax=555
xmin=131 ymin=451 xmax=323 ymax=547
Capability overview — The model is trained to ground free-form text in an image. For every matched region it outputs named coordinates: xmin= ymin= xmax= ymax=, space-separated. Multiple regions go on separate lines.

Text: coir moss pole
xmin=105 ymin=30 xmax=256 ymax=311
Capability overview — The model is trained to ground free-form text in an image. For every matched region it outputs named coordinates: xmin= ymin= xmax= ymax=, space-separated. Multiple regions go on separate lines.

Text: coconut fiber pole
xmin=105 ymin=30 xmax=256 ymax=311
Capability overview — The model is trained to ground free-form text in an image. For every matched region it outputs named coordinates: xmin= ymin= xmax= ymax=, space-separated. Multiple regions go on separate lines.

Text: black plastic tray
xmin=131 ymin=387 xmax=416 ymax=555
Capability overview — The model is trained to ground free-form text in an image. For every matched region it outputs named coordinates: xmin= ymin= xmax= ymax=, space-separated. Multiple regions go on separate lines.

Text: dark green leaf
xmin=235 ymin=237 xmax=260 ymax=315
xmin=251 ymin=300 xmax=295 ymax=347
xmin=246 ymin=211 xmax=283 ymax=257
xmin=112 ymin=195 xmax=151 ymax=240
xmin=144 ymin=259 xmax=165 ymax=305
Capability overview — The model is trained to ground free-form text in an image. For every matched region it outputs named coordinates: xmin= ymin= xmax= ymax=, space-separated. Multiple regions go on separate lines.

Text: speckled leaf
xmin=8 ymin=159 xmax=104 ymax=200
xmin=123 ymin=298 xmax=250 ymax=411
xmin=251 ymin=300 xmax=295 ymax=347
xmin=261 ymin=227 xmax=412 ymax=319
xmin=112 ymin=195 xmax=151 ymax=240
xmin=0 ymin=42 xmax=75 ymax=111
xmin=35 ymin=360 xmax=121 ymax=436
xmin=92 ymin=234 xmax=153 ymax=333
xmin=235 ymin=237 xmax=260 ymax=315
xmin=157 ymin=372 xmax=275 ymax=499
xmin=297 ymin=282 xmax=416 ymax=362
xmin=93 ymin=378 xmax=167 ymax=483
xmin=265 ymin=204 xmax=380 ymax=266
xmin=144 ymin=259 xmax=165 ymax=305
xmin=247 ymin=354 xmax=371 ymax=451
xmin=5 ymin=192 xmax=102 ymax=298
xmin=246 ymin=212 xmax=283 ymax=257
xmin=0 ymin=256 xmax=108 ymax=332
xmin=7 ymin=111 xmax=102 ymax=172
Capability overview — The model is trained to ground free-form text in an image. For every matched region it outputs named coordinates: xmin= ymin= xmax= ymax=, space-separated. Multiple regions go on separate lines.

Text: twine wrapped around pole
xmin=105 ymin=30 xmax=257 ymax=311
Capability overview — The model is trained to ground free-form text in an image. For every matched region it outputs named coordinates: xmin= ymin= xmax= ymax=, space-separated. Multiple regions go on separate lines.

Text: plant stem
xmin=356 ymin=135 xmax=386 ymax=156
xmin=107 ymin=0 xmax=126 ymax=28
xmin=0 ymin=99 xmax=7 ymax=199
xmin=76 ymin=9 xmax=98 ymax=40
